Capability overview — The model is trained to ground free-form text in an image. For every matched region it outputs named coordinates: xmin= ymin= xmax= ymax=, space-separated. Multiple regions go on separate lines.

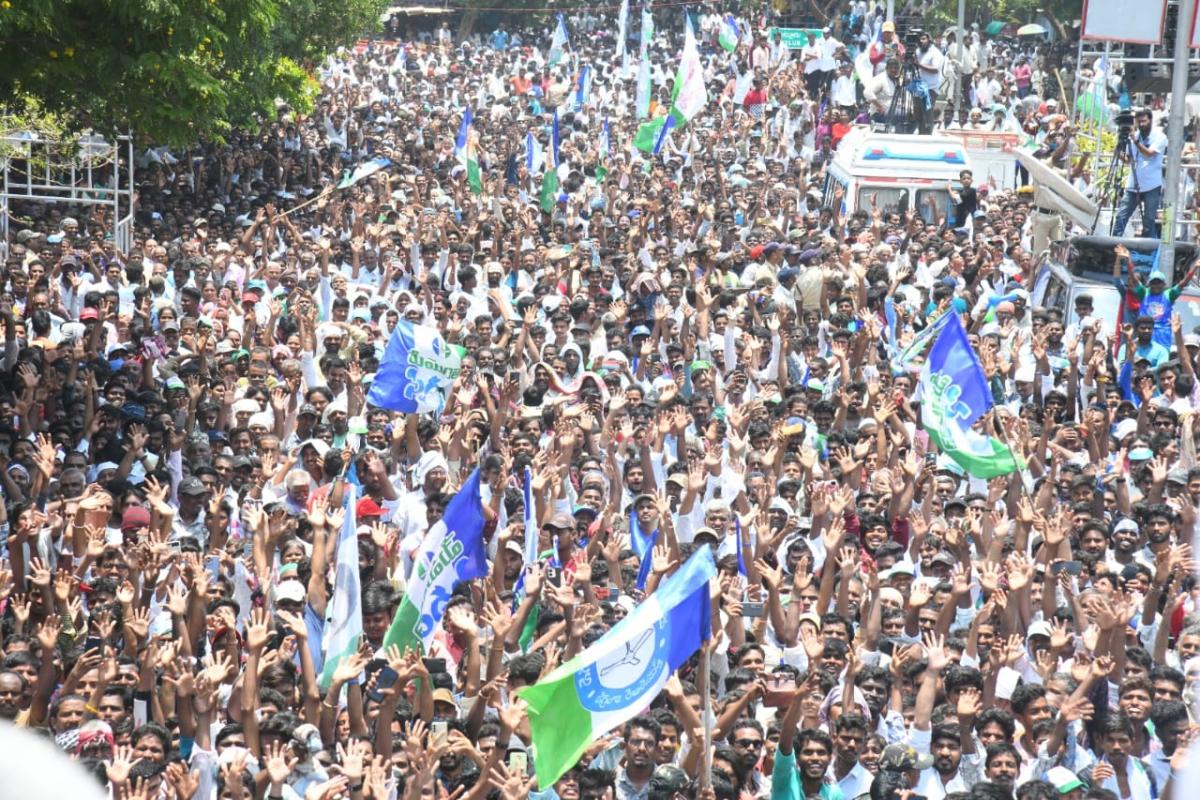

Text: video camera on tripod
xmin=902 ymin=27 xmax=923 ymax=60
xmin=1114 ymin=110 xmax=1135 ymax=150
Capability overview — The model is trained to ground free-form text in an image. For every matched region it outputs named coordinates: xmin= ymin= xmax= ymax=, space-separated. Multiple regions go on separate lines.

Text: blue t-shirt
xmin=772 ymin=748 xmax=847 ymax=800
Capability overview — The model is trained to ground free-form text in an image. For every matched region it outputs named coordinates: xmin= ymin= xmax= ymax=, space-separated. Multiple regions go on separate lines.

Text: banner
xmin=1081 ymin=0 xmax=1166 ymax=43
xmin=769 ymin=27 xmax=823 ymax=49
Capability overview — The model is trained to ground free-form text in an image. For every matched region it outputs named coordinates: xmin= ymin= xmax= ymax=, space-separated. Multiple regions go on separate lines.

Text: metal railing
xmin=0 ymin=133 xmax=135 ymax=254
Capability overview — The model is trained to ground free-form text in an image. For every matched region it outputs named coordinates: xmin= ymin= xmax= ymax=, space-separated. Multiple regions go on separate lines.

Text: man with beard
xmin=853 ymin=667 xmax=903 ymax=742
xmin=982 ymin=743 xmax=1020 ymax=793
xmin=0 ymin=670 xmax=26 ymax=723
xmin=913 ymin=724 xmax=981 ymax=800
xmin=434 ymin=718 xmax=475 ymax=792
xmin=727 ymin=719 xmax=769 ymax=796
xmin=830 ymin=714 xmax=873 ymax=799
xmin=774 ymin=676 xmax=845 ymax=800
xmin=616 ymin=715 xmax=659 ymax=800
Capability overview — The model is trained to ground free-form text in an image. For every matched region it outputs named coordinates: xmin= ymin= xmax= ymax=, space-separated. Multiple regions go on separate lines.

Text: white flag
xmin=318 ymin=485 xmax=361 ymax=688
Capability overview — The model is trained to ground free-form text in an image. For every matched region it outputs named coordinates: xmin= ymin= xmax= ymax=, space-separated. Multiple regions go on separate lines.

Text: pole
xmin=1159 ymin=0 xmax=1195 ymax=283
xmin=954 ymin=0 xmax=965 ymax=111
xmin=698 ymin=643 xmax=713 ymax=790
xmin=886 ymin=0 xmax=894 ymax=23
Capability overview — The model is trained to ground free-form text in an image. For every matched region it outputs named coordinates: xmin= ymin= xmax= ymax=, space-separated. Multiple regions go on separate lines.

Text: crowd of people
xmin=0 ymin=5 xmax=1195 ymax=800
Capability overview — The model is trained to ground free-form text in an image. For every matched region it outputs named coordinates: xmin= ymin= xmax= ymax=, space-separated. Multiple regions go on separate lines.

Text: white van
xmin=823 ymin=127 xmax=973 ymax=225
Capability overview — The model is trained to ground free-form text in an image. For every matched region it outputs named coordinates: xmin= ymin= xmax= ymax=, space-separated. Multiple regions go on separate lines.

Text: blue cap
xmin=631 ymin=325 xmax=652 ymax=339
xmin=779 ymin=267 xmax=799 ymax=280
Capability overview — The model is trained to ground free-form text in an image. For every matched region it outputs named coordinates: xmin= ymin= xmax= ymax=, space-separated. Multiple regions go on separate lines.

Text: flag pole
xmin=991 ymin=409 xmax=1030 ymax=496
xmin=699 ymin=642 xmax=713 ymax=791
xmin=281 ymin=184 xmax=337 ymax=219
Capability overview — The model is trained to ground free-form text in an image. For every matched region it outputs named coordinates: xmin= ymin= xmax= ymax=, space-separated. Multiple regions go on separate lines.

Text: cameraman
xmin=865 ymin=59 xmax=908 ymax=132
xmin=915 ymin=31 xmax=944 ymax=135
xmin=1113 ymin=107 xmax=1167 ymax=238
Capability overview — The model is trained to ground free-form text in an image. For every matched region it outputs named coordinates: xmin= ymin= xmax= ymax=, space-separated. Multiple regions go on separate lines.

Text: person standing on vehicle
xmin=915 ymin=31 xmax=944 ymax=135
xmin=1113 ymin=108 xmax=1167 ymax=239
xmin=1117 ymin=243 xmax=1200 ymax=348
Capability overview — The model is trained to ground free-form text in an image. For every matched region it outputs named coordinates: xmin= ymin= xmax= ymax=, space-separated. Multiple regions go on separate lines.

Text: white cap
xmin=1113 ymin=418 xmax=1138 ymax=441
xmin=274 ymin=580 xmax=306 ymax=604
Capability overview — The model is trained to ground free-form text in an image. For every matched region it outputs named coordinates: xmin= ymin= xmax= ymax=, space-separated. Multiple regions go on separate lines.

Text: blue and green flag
xmin=919 ymin=315 xmax=1022 ymax=478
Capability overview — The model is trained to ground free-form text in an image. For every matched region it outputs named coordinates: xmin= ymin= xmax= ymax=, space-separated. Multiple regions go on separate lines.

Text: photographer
xmin=1113 ymin=107 xmax=1167 ymax=238
xmin=915 ymin=31 xmax=944 ymax=135
xmin=864 ymin=59 xmax=907 ymax=132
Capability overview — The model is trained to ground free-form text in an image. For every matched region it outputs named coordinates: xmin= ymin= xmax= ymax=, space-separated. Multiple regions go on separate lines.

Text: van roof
xmin=833 ymin=127 xmax=972 ymax=179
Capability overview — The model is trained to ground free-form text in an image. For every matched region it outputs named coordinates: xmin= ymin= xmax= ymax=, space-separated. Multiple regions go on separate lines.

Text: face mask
xmin=109 ymin=358 xmax=125 ymax=371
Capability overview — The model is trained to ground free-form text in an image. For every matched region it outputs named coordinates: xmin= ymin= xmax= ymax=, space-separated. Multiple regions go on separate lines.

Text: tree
xmin=0 ymin=0 xmax=387 ymax=145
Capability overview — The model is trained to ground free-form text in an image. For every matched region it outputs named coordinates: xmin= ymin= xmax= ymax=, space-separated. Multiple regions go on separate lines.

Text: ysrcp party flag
xmin=549 ymin=14 xmax=569 ymax=67
xmin=337 ymin=157 xmax=390 ymax=189
xmin=518 ymin=547 xmax=715 ymax=789
xmin=367 ymin=321 xmax=465 ymax=413
xmin=383 ymin=469 xmax=488 ymax=654
xmin=719 ymin=14 xmax=741 ymax=52
xmin=919 ymin=314 xmax=1021 ymax=478
xmin=318 ymin=484 xmax=361 ymax=688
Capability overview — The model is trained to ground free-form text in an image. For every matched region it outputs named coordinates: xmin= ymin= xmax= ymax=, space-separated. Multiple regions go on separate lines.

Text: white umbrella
xmin=1017 ymin=23 xmax=1047 ymax=35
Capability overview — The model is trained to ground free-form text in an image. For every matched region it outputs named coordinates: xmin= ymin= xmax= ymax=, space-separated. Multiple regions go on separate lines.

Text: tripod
xmin=880 ymin=59 xmax=924 ymax=134
xmin=1090 ymin=135 xmax=1133 ymax=235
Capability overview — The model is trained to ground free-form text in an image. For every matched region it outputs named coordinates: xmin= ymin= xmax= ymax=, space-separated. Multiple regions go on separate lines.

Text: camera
xmin=1115 ymin=110 xmax=1135 ymax=147
xmin=904 ymin=27 xmax=923 ymax=50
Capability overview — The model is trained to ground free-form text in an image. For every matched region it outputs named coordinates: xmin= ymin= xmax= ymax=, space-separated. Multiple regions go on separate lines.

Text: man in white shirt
xmin=831 ymin=62 xmax=857 ymax=111
xmin=801 ymin=35 xmax=823 ymax=98
xmin=864 ymin=59 xmax=903 ymax=128
xmin=915 ymin=30 xmax=945 ymax=134
xmin=830 ymin=715 xmax=875 ymax=800
xmin=819 ymin=28 xmax=842 ymax=96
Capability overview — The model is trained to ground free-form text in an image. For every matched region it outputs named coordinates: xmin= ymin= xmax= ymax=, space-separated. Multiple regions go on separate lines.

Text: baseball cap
xmin=545 ymin=511 xmax=575 ymax=530
xmin=274 ymin=581 xmax=306 ymax=604
xmin=1027 ymin=620 xmax=1054 ymax=640
xmin=882 ymin=21 xmax=896 ymax=31
xmin=880 ymin=743 xmax=934 ymax=771
xmin=649 ymin=766 xmax=691 ymax=795
xmin=177 ymin=476 xmax=208 ymax=496
xmin=121 ymin=506 xmax=152 ymax=531
xmin=357 ymin=497 xmax=385 ymax=519
xmin=1046 ymin=767 xmax=1085 ymax=795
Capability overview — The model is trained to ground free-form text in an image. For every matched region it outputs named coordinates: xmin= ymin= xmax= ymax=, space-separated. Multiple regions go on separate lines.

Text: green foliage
xmin=0 ymin=0 xmax=384 ymax=145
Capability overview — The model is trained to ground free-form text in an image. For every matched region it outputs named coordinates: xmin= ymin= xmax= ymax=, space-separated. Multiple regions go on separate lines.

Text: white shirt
xmin=802 ymin=42 xmax=822 ymax=74
xmin=831 ymin=74 xmax=857 ymax=107
xmin=829 ymin=762 xmax=874 ymax=799
xmin=918 ymin=44 xmax=945 ymax=90
xmin=820 ymin=35 xmax=842 ymax=70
